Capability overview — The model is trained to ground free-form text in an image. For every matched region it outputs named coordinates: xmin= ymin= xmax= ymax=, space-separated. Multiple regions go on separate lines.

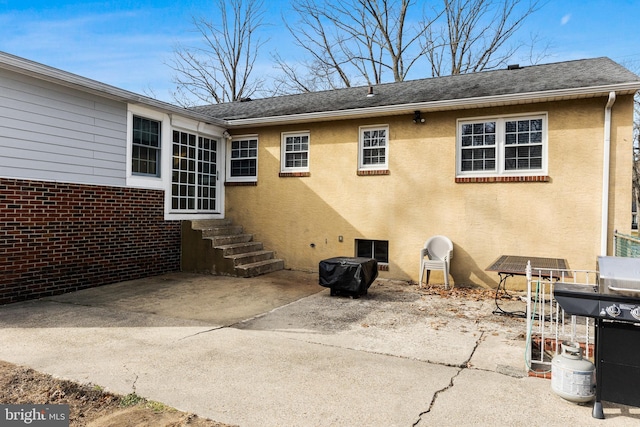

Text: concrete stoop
xmin=181 ymin=219 xmax=284 ymax=277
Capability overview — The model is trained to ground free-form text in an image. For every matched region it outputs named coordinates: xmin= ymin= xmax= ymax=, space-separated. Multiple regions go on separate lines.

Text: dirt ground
xmin=0 ymin=284 xmax=519 ymax=427
xmin=0 ymin=360 xmax=236 ymax=427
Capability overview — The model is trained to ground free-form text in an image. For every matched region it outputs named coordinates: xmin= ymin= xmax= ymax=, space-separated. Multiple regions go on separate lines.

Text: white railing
xmin=525 ymin=262 xmax=597 ymax=375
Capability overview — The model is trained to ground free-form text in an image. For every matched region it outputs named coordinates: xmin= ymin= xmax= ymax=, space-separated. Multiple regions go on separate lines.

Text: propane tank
xmin=551 ymin=341 xmax=595 ymax=402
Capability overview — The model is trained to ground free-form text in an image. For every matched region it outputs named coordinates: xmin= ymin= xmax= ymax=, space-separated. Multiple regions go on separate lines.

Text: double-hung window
xmin=228 ymin=136 xmax=258 ymax=182
xmin=281 ymin=131 xmax=309 ymax=173
xmin=359 ymin=125 xmax=388 ymax=171
xmin=457 ymin=114 xmax=547 ymax=177
xmin=132 ymin=115 xmax=161 ymax=177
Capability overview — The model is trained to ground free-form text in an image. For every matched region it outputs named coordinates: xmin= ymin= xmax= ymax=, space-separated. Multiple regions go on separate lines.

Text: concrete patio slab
xmin=0 ymin=270 xmax=638 ymax=426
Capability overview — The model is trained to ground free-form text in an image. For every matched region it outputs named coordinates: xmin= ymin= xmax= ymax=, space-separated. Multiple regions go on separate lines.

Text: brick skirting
xmin=0 ymin=178 xmax=181 ymax=304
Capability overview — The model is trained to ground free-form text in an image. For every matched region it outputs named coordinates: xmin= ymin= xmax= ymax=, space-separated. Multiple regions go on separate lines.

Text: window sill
xmin=279 ymin=172 xmax=310 ymax=178
xmin=225 ymin=181 xmax=257 ymax=186
xmin=357 ymin=169 xmax=390 ymax=176
xmin=455 ymin=175 xmax=549 ymax=183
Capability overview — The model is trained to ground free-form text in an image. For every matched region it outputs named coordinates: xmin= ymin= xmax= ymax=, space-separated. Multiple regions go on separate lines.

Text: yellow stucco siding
xmin=225 ymin=95 xmax=634 ymax=288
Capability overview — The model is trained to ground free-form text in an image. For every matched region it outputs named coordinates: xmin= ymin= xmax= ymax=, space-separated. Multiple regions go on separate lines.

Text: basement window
xmin=355 ymin=239 xmax=389 ymax=266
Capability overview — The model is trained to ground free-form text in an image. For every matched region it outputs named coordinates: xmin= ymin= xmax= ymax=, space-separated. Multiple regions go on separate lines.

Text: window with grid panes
xmin=457 ymin=114 xmax=546 ymax=177
xmin=281 ymin=132 xmax=309 ymax=172
xmin=359 ymin=125 xmax=388 ymax=170
xmin=228 ymin=137 xmax=258 ymax=181
xmin=132 ymin=116 xmax=161 ymax=177
xmin=171 ymin=130 xmax=218 ymax=212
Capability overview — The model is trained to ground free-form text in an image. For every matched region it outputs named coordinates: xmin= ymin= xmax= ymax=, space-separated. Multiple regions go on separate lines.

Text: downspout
xmin=601 ymin=91 xmax=617 ymax=256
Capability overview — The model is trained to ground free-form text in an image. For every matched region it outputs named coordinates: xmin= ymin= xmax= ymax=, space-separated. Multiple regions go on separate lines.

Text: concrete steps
xmin=181 ymin=219 xmax=284 ymax=277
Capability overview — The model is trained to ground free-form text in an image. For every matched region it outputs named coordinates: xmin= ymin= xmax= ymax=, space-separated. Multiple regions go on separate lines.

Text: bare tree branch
xmin=273 ymin=0 xmax=544 ymax=94
xmin=167 ymin=0 xmax=267 ymax=106
xmin=430 ymin=0 xmax=544 ymax=76
xmin=273 ymin=0 xmax=440 ymax=94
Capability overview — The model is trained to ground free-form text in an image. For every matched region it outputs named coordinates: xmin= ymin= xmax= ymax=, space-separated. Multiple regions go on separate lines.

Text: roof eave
xmin=224 ymin=83 xmax=640 ymax=128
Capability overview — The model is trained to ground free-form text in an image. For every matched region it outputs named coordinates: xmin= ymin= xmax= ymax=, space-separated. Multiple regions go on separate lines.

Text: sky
xmin=0 ymin=0 xmax=639 ymax=103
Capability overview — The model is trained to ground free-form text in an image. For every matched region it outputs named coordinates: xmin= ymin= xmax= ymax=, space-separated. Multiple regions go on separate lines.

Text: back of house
xmin=1 ymin=51 xmax=639 ymax=303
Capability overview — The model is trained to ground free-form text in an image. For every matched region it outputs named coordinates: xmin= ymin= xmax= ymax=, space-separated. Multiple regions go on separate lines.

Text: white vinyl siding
xmin=0 ymin=68 xmax=127 ymax=186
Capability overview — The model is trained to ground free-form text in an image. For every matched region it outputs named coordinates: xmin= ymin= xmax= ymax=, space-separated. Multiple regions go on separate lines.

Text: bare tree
xmin=273 ymin=0 xmax=544 ymax=94
xmin=428 ymin=0 xmax=543 ymax=76
xmin=273 ymin=0 xmax=440 ymax=94
xmin=168 ymin=0 xmax=267 ymax=105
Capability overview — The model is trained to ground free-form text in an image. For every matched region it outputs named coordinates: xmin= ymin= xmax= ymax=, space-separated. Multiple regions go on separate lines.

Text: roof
xmin=2 ymin=52 xmax=639 ymax=130
xmin=0 ymin=51 xmax=225 ymax=127
xmin=194 ymin=57 xmax=640 ymax=127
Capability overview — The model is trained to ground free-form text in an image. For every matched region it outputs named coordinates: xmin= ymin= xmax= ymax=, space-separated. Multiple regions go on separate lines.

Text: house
xmin=1 ymin=51 xmax=639 ymax=304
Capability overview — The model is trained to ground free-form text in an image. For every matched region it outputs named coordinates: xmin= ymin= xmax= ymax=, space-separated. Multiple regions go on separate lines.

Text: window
xmin=356 ymin=239 xmax=389 ymax=264
xmin=132 ymin=115 xmax=161 ymax=177
xmin=359 ymin=125 xmax=388 ymax=170
xmin=457 ymin=114 xmax=547 ymax=177
xmin=171 ymin=130 xmax=219 ymax=212
xmin=281 ymin=132 xmax=309 ymax=172
xmin=228 ymin=136 xmax=258 ymax=182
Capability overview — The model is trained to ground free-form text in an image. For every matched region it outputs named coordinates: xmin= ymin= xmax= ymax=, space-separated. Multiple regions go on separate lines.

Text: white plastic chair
xmin=419 ymin=235 xmax=453 ymax=289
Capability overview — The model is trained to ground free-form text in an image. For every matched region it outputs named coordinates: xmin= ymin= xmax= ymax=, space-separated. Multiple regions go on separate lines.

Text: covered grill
xmin=319 ymin=257 xmax=378 ymax=298
xmin=553 ymin=256 xmax=640 ymax=419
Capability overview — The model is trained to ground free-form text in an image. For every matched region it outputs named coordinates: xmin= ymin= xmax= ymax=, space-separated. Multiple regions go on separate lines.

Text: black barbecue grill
xmin=553 ymin=256 xmax=640 ymax=419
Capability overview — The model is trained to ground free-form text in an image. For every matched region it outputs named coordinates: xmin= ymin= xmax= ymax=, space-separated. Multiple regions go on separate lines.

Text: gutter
xmin=601 ymin=91 xmax=617 ymax=256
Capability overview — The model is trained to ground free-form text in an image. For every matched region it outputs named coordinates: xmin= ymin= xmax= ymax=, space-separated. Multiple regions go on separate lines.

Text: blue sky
xmin=0 ymin=0 xmax=639 ymax=103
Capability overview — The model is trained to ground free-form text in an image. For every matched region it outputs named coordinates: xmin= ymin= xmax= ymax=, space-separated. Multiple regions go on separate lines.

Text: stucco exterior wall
xmin=224 ymin=95 xmax=634 ymax=288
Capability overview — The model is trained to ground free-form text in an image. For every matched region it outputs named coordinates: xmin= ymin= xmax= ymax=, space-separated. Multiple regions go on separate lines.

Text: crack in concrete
xmin=413 ymin=331 xmax=486 ymax=426
xmin=178 ymin=326 xmax=227 ymax=340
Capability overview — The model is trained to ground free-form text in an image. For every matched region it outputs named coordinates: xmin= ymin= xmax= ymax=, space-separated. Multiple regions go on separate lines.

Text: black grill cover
xmin=319 ymin=257 xmax=378 ymax=294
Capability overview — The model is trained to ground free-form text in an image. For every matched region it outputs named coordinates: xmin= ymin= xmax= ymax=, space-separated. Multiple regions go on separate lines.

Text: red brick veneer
xmin=0 ymin=178 xmax=180 ymax=304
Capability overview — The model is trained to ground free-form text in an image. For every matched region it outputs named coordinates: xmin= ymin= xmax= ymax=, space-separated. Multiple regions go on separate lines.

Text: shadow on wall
xmin=450 ymin=243 xmax=499 ymax=288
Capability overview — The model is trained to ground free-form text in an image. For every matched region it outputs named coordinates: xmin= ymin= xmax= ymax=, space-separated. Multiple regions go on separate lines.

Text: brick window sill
xmin=357 ymin=169 xmax=390 ymax=176
xmin=455 ymin=175 xmax=549 ymax=183
xmin=225 ymin=181 xmax=257 ymax=187
xmin=279 ymin=172 xmax=310 ymax=178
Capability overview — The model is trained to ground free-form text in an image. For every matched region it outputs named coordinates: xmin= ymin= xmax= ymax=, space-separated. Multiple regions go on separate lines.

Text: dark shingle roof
xmin=193 ymin=58 xmax=640 ymax=122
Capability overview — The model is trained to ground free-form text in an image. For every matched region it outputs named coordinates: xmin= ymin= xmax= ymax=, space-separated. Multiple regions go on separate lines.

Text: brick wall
xmin=0 ymin=178 xmax=181 ymax=304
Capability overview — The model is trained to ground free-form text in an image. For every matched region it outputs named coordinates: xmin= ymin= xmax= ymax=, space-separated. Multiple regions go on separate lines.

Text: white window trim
xmin=281 ymin=131 xmax=310 ymax=173
xmin=358 ymin=125 xmax=389 ymax=171
xmin=126 ymin=104 xmax=170 ymax=190
xmin=227 ymin=134 xmax=258 ymax=182
xmin=456 ymin=112 xmax=548 ymax=178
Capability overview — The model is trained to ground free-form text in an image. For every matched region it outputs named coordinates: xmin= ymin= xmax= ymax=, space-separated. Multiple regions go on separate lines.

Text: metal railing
xmin=614 ymin=230 xmax=640 ymax=258
xmin=525 ymin=262 xmax=597 ymax=375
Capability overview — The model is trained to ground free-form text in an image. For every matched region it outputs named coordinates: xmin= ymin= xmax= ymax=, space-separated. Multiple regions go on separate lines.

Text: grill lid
xmin=598 ymin=256 xmax=640 ymax=296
